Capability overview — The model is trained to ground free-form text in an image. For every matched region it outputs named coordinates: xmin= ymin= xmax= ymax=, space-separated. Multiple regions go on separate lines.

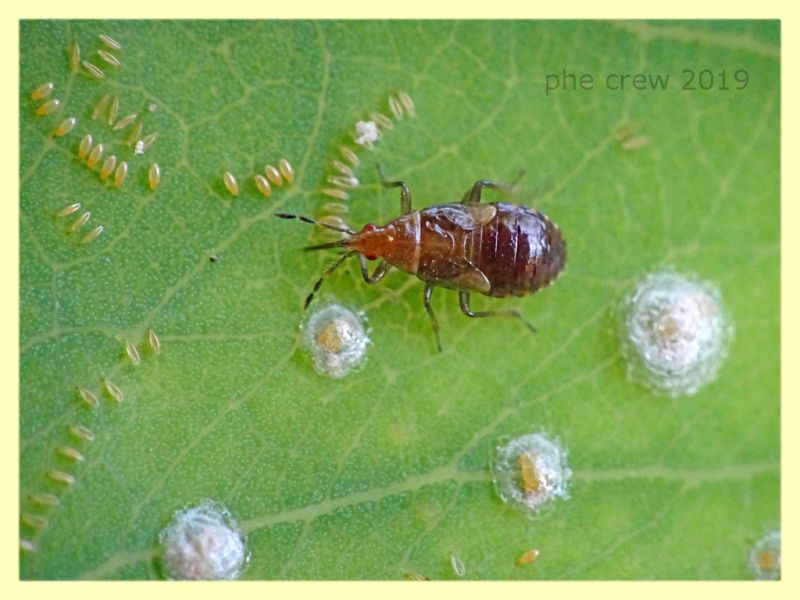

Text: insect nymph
xmin=276 ymin=171 xmax=567 ymax=351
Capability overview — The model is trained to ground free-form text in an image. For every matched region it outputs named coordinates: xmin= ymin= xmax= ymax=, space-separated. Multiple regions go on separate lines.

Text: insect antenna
xmin=304 ymin=239 xmax=349 ymax=251
xmin=274 ymin=212 xmax=356 ymax=236
xmin=275 ymin=212 xmax=360 ymax=308
xmin=304 ymin=250 xmax=357 ymax=309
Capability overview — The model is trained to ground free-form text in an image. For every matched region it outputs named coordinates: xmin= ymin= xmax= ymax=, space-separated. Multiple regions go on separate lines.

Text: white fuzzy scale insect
xmin=619 ymin=270 xmax=732 ymax=398
xmin=159 ymin=501 xmax=248 ymax=580
xmin=302 ymin=303 xmax=370 ymax=378
xmin=493 ymin=432 xmax=571 ymax=515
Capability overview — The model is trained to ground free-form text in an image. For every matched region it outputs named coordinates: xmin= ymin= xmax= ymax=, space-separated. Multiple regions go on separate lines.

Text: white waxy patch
xmin=620 ymin=270 xmax=732 ymax=398
xmin=303 ymin=303 xmax=370 ymax=378
xmin=159 ymin=500 xmax=248 ymax=581
xmin=749 ymin=530 xmax=780 ymax=580
xmin=493 ymin=432 xmax=571 ymax=515
xmin=353 ymin=120 xmax=380 ymax=148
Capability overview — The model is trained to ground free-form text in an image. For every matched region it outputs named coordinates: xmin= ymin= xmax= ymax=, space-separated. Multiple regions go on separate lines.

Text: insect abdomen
xmin=411 ymin=202 xmax=566 ymax=297
xmin=476 ymin=202 xmax=566 ymax=297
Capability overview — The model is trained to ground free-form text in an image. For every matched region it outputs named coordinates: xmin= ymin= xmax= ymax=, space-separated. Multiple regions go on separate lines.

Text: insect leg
xmin=358 ymin=255 xmax=391 ymax=284
xmin=304 ymin=251 xmax=357 ymax=309
xmin=376 ymin=164 xmax=412 ymax=214
xmin=424 ymin=283 xmax=443 ymax=353
xmin=461 ymin=173 xmax=525 ymax=204
xmin=458 ymin=291 xmax=537 ymax=334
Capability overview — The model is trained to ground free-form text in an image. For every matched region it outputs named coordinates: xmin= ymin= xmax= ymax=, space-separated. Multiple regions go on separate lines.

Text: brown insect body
xmin=349 ymin=202 xmax=566 ymax=297
xmin=276 ymin=175 xmax=566 ymax=351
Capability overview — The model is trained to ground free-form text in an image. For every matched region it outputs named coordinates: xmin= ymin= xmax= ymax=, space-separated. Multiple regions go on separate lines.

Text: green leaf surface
xmin=19 ymin=20 xmax=779 ymax=580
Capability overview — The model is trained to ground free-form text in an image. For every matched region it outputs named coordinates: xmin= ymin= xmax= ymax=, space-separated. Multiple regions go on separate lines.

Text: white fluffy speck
xmin=353 ymin=120 xmax=380 ymax=149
